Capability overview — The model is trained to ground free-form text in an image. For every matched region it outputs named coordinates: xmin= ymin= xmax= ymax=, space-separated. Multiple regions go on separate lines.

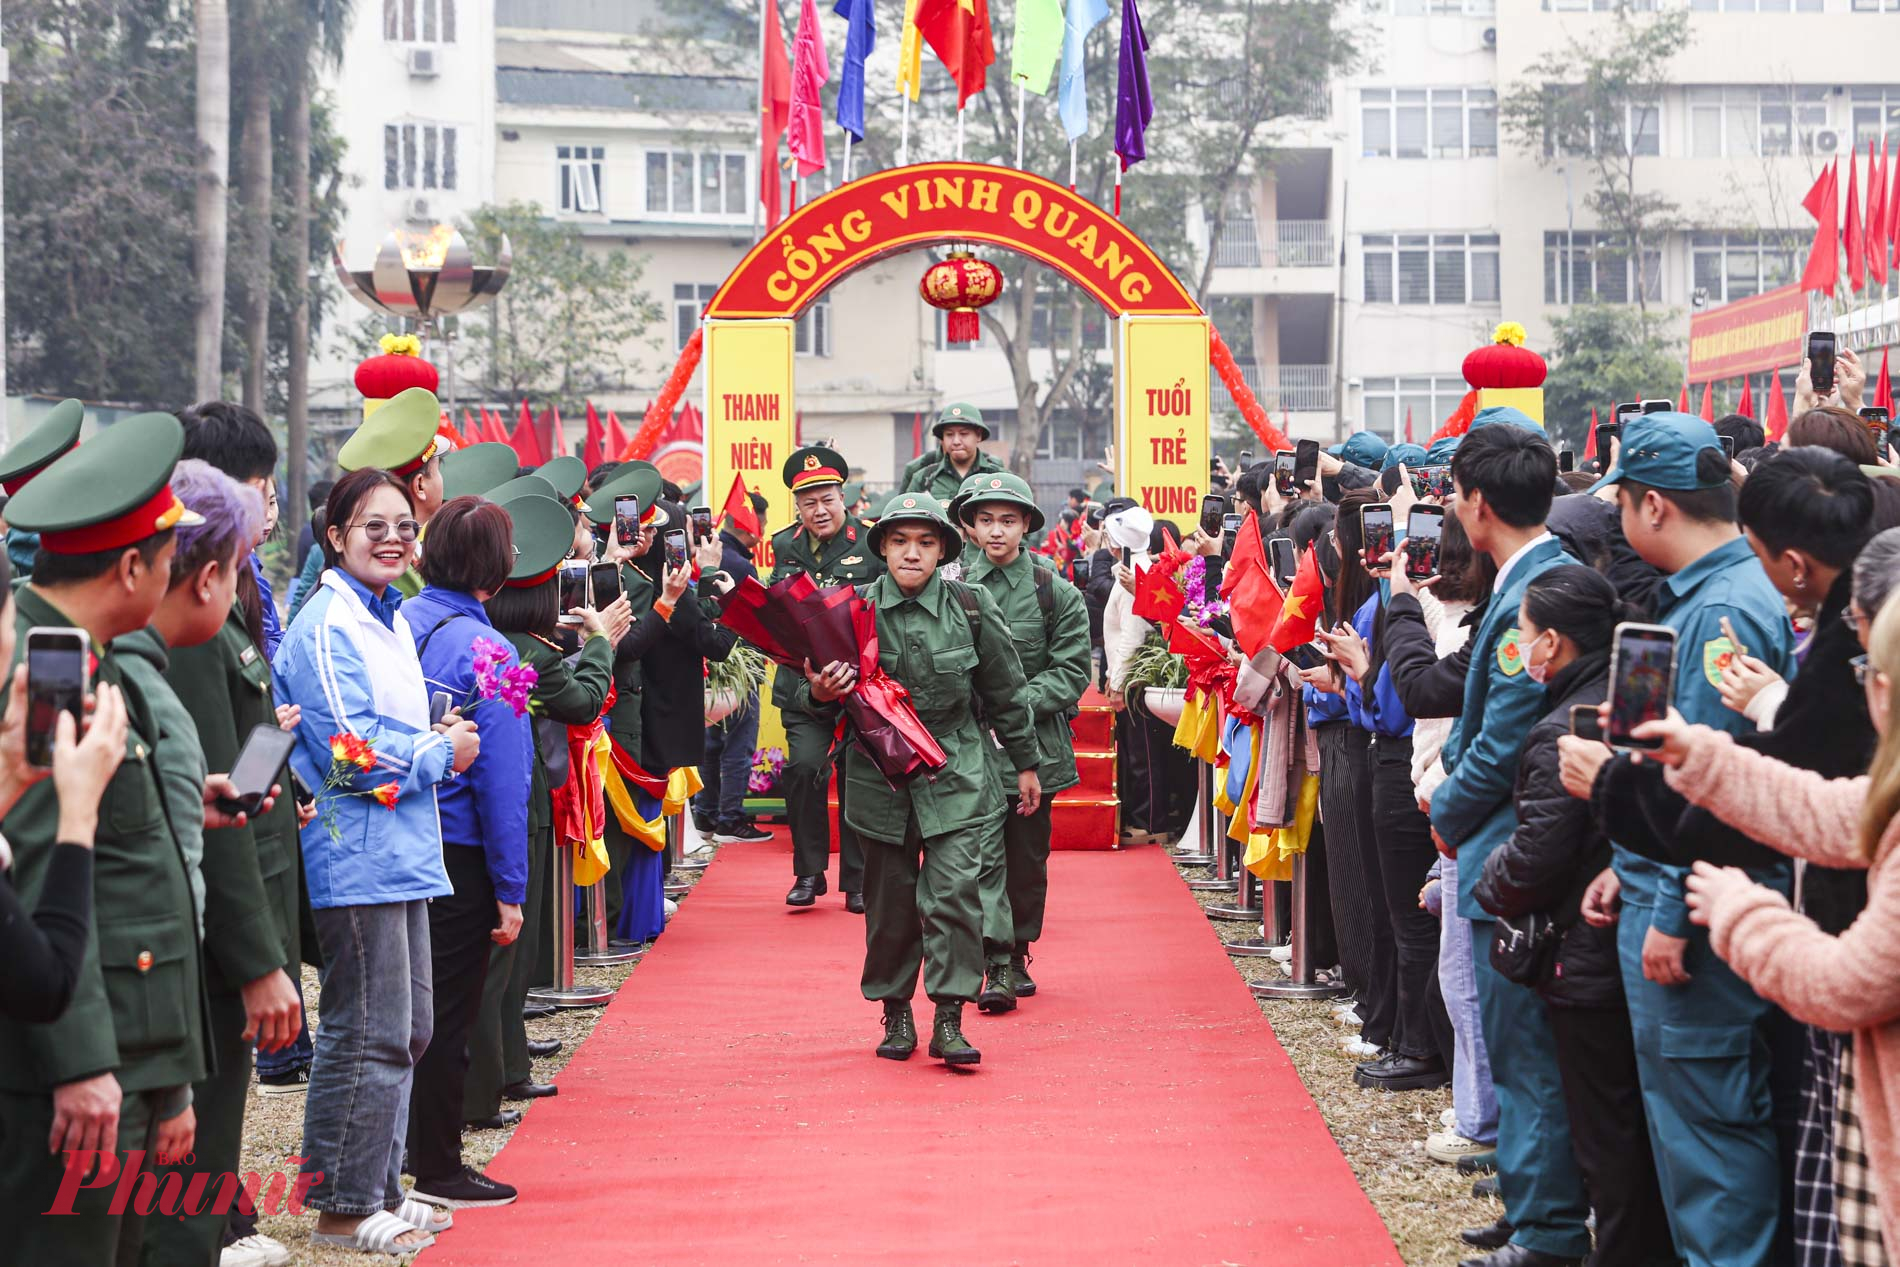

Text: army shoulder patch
xmin=1702 ymin=636 xmax=1737 ymax=688
xmin=1497 ymin=628 xmax=1525 ymax=677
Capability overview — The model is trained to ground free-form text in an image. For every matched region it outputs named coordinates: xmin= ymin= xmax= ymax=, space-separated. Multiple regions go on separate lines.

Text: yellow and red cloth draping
xmin=600 ymin=736 xmax=703 ymax=852
xmin=552 ymin=720 xmax=613 ymax=886
xmin=1210 ymin=714 xmax=1316 ymax=881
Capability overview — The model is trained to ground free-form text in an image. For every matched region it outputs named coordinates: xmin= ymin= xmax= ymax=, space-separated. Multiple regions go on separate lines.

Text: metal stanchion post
xmin=574 ymin=877 xmax=640 ymax=966
xmin=1251 ymin=852 xmax=1346 ymax=1000
xmin=528 ymin=843 xmax=615 ymax=1008
xmin=1184 ymin=761 xmax=1239 ymax=893
xmin=1172 ymin=757 xmax=1215 ymax=868
xmin=662 ymin=813 xmax=691 ymax=898
xmin=1207 ymin=854 xmax=1265 ymax=920
xmin=1228 ymin=877 xmax=1283 ymax=954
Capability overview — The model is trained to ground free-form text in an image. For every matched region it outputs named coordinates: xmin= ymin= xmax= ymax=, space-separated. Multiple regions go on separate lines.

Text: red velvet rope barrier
xmin=621 ymin=326 xmax=704 ymax=461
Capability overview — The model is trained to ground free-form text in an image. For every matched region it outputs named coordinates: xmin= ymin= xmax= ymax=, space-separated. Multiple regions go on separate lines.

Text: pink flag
xmin=787 ymin=0 xmax=831 ymax=179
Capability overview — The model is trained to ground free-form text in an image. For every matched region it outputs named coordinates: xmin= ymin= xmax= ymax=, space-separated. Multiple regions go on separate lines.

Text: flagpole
xmin=1114 ymin=157 xmax=1123 ymax=218
xmin=900 ymin=94 xmax=911 ymax=167
xmin=1069 ymin=141 xmax=1077 ymax=193
xmin=758 ymin=0 xmax=770 ymax=236
xmin=957 ymin=104 xmax=966 ymax=161
xmin=844 ymin=135 xmax=854 ymax=182
xmin=1015 ymin=82 xmax=1026 ymax=170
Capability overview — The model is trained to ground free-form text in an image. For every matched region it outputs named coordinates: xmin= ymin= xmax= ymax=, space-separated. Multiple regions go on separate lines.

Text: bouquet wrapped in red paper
xmin=715 ymin=574 xmax=947 ymax=784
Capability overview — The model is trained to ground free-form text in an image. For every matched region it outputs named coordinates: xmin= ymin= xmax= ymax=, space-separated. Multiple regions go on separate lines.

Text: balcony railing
xmin=1208 ymin=219 xmax=1335 ymax=270
xmin=1287 ymin=79 xmax=1330 ymax=120
xmin=1211 ymin=218 xmax=1260 ymax=268
xmin=1212 ymin=362 xmax=1334 ymax=415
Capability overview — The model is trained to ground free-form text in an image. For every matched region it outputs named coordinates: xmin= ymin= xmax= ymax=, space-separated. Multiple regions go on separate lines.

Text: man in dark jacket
xmin=696 ymin=492 xmax=772 ymax=844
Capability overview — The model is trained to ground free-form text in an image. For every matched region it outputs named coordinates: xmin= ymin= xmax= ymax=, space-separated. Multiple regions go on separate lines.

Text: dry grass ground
xmin=238 ymin=849 xmax=1489 ymax=1265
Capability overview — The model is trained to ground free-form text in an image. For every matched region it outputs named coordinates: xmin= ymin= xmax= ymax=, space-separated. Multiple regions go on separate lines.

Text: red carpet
xmin=421 ymin=839 xmax=1400 ymax=1267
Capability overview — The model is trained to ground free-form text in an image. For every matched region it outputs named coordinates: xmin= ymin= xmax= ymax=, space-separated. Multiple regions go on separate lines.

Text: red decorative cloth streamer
xmin=1426 ymin=390 xmax=1478 ymax=445
xmin=1168 ymin=620 xmax=1236 ymax=710
xmin=625 ymin=328 xmax=704 ymax=460
xmin=1210 ymin=327 xmax=1289 ymax=452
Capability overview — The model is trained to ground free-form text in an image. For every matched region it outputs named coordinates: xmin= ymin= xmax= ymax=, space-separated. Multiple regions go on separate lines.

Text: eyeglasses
xmin=1852 ymin=654 xmax=1876 ymax=687
xmin=351 ymin=518 xmax=420 ymax=543
xmin=1844 ymin=607 xmax=1867 ymax=634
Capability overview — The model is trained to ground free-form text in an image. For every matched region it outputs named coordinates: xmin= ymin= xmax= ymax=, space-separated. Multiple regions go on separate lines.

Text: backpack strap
xmin=415 ymin=615 xmax=461 ymax=660
xmin=1032 ymin=565 xmax=1055 ymax=641
xmin=949 ymin=579 xmax=982 ymax=649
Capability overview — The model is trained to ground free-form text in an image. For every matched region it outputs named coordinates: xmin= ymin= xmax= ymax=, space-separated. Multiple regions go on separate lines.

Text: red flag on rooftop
xmin=583 ymin=402 xmax=606 ymax=470
xmin=759 ymin=0 xmax=793 ymax=225
xmin=1847 ymin=151 xmax=1867 ymax=293
xmin=1801 ymin=160 xmax=1840 ymax=295
xmin=1765 ymin=369 xmax=1791 ymax=443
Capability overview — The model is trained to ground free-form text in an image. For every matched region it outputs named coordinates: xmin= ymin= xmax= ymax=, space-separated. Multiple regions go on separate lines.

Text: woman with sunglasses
xmin=273 ymin=468 xmax=480 ymax=1256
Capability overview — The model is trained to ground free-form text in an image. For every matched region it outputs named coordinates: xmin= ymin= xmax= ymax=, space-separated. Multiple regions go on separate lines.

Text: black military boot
xmin=929 ymin=1003 xmax=981 ymax=1065
xmin=977 ymin=960 xmax=1017 ymax=1014
xmin=876 ymin=1001 xmax=916 ymax=1061
xmin=1011 ymin=946 xmax=1037 ymax=997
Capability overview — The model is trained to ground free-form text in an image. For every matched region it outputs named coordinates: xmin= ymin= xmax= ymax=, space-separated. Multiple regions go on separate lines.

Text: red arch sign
xmin=705 ymin=162 xmax=1202 ymax=320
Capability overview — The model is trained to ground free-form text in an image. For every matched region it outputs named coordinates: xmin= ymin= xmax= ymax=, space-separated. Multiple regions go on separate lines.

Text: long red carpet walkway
xmin=421 ymin=841 xmax=1401 ymax=1266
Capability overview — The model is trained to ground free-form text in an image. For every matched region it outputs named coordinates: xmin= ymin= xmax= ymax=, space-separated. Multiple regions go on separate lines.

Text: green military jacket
xmin=901 ymin=449 xmax=1007 ymax=503
xmin=114 ymin=629 xmax=210 ymax=926
xmin=0 ymin=590 xmax=209 ymax=1095
xmin=790 ymin=573 xmax=1038 ymax=843
xmin=961 ymin=551 xmax=1090 ymax=794
xmin=766 ymin=520 xmax=884 ymax=709
xmin=165 ymin=607 xmax=301 ymax=992
xmin=508 ymin=629 xmax=614 ymax=842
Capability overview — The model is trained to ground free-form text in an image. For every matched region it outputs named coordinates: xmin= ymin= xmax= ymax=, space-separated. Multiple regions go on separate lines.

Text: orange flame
xmin=399 ymin=224 xmax=456 ymax=271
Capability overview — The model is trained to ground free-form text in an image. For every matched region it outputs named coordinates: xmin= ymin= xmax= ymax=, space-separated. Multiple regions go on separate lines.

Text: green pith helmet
xmin=440 ymin=442 xmax=520 ymax=500
xmin=868 ymin=489 xmax=961 ymax=563
xmin=585 ymin=464 xmax=664 ymax=528
xmin=8 ymin=412 xmax=204 ymax=552
xmin=0 ymin=398 xmax=84 ymax=495
xmin=953 ymin=470 xmax=1045 ymax=533
xmin=933 ymin=401 xmax=988 ymax=440
xmin=337 ymin=386 xmax=443 ymax=475
xmin=500 ymin=494 xmax=577 ymax=586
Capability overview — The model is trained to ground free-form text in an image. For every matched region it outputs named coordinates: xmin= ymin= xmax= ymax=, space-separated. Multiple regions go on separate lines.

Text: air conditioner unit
xmin=407 ymin=46 xmax=440 ymax=78
xmin=1482 ymin=26 xmax=1496 ymax=45
xmin=1815 ymin=128 xmax=1842 ymax=155
xmin=404 ymin=196 xmax=433 ymax=222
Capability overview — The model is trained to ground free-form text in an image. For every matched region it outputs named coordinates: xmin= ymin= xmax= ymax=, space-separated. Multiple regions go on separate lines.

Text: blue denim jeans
xmin=1438 ymin=851 xmax=1498 ymax=1145
xmin=255 ymin=999 xmax=313 ymax=1075
xmin=301 ymin=901 xmax=433 ymax=1215
xmin=694 ymin=689 xmax=760 ymax=829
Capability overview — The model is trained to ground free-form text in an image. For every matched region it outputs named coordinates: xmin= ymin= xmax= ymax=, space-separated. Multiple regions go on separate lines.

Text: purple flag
xmin=1114 ymin=0 xmax=1153 ymax=168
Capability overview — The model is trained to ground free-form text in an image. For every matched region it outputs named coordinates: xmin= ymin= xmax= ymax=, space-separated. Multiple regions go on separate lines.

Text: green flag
xmin=1011 ymin=0 xmax=1065 ymax=95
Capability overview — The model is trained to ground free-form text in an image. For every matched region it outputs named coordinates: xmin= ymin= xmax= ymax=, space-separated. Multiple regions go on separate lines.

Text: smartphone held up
xmin=25 ymin=627 xmax=88 ymax=769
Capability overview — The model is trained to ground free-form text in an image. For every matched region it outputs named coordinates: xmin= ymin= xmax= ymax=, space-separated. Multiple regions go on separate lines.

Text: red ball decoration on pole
xmin=920 ymin=250 xmax=1003 ymax=344
xmin=1461 ymin=321 xmax=1547 ymax=390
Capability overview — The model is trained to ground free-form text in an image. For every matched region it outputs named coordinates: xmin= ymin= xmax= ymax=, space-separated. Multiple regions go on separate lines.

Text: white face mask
xmin=1524 ymin=630 xmax=1555 ymax=685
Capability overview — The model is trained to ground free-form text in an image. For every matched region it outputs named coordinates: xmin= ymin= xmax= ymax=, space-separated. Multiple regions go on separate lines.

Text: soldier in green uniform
xmin=900 ymin=403 xmax=1007 ymax=503
xmin=0 ymin=411 xmax=212 ymax=1266
xmin=955 ymin=472 xmax=1090 ymax=1013
xmin=337 ymin=386 xmax=447 ymax=598
xmin=797 ymin=493 xmax=1040 ymax=1066
xmin=769 ymin=445 xmax=884 ymax=911
xmin=0 ymin=397 xmax=85 ymax=580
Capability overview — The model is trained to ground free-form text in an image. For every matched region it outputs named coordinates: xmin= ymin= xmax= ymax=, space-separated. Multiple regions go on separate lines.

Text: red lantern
xmin=1462 ymin=321 xmax=1547 ymax=390
xmin=355 ymin=333 xmax=440 ymax=401
xmin=919 ymin=251 xmax=1003 ymax=344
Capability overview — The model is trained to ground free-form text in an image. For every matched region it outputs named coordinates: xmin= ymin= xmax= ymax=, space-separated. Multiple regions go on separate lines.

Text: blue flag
xmin=1057 ymin=0 xmax=1111 ymax=142
xmin=833 ymin=0 xmax=877 ymax=142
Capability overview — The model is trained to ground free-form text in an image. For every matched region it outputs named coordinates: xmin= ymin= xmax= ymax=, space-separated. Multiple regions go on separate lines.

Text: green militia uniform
xmin=901 ymin=448 xmax=1007 ymax=504
xmin=768 ymin=516 xmax=883 ymax=895
xmin=143 ymin=608 xmax=302 ymax=1264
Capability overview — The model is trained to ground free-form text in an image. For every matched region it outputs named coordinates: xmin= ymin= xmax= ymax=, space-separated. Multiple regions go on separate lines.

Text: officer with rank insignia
xmin=900 ymin=403 xmax=1007 ymax=503
xmin=955 ymin=472 xmax=1090 ymax=1013
xmin=797 ymin=492 xmax=1039 ymax=1066
xmin=0 ymin=411 xmax=212 ymax=1263
xmin=336 ymin=386 xmax=448 ymax=597
xmin=0 ymin=397 xmax=85 ymax=579
xmin=768 ymin=445 xmax=883 ymax=911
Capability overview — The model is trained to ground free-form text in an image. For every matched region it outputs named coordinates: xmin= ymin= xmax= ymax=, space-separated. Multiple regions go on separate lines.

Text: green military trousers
xmin=0 ymin=1083 xmax=168 ymax=1267
xmin=860 ymin=816 xmax=987 ymax=1005
xmin=140 ymin=988 xmax=252 ymax=1266
xmin=976 ymin=795 xmax=1056 ymax=964
xmin=784 ymin=711 xmax=864 ymax=892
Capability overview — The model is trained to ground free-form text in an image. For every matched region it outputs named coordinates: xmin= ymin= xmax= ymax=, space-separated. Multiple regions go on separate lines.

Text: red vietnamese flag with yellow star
xmin=1220 ymin=509 xmax=1277 ymax=657
xmin=1268 ymin=544 xmax=1324 ymax=654
xmin=1131 ymin=558 xmax=1186 ymax=623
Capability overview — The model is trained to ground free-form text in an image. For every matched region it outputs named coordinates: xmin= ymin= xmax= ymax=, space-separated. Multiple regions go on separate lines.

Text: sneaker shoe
xmin=1268 ymin=944 xmax=1293 ymax=963
xmin=410 ymin=1166 xmax=519 ymax=1209
xmin=1427 ymin=1131 xmax=1496 ymax=1166
xmin=256 ymin=1066 xmax=309 ymax=1095
xmin=1333 ymin=1007 xmax=1364 ymax=1028
xmin=691 ymin=810 xmax=714 ymax=834
xmin=714 ymin=820 xmax=773 ymax=844
xmin=1340 ymin=1037 xmax=1381 ymax=1059
xmin=1441 ymin=1107 xmax=1458 ymax=1129
xmin=221 ymin=1235 xmax=291 ymax=1267
xmin=663 ymin=897 xmax=678 ymax=920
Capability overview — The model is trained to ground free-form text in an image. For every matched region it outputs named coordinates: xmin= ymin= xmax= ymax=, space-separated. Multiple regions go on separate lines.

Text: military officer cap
xmin=500 ymin=494 xmax=576 ymax=587
xmin=934 ymin=402 xmax=989 ymax=441
xmin=585 ymin=463 xmax=664 ymax=528
xmin=954 ymin=470 xmax=1045 ymax=533
xmin=782 ymin=445 xmax=848 ymax=494
xmin=535 ymin=455 xmax=591 ymax=512
xmin=337 ymin=386 xmax=443 ymax=476
xmin=0 ymin=398 xmax=84 ymax=495
xmin=869 ymin=490 xmax=961 ymax=563
xmin=440 ymin=441 xmax=519 ymax=500
xmin=8 ymin=412 xmax=204 ymax=554
xmin=485 ymin=473 xmax=562 ymax=507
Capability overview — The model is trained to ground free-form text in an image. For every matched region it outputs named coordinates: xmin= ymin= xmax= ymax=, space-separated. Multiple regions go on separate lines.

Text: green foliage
xmin=1540 ymin=305 xmax=1683 ymax=452
xmin=458 ymin=203 xmax=665 ymax=401
xmin=1120 ymin=629 xmax=1188 ymax=705
xmin=706 ymin=644 xmax=770 ymax=720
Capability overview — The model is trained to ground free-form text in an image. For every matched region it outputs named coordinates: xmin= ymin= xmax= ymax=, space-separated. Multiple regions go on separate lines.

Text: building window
xmin=1544 ymin=231 xmax=1663 ymax=305
xmin=795 ymin=296 xmax=832 ymax=357
xmin=1362 ymin=88 xmax=1495 ymax=159
xmin=557 ymin=144 xmax=604 ymax=214
xmin=674 ymin=283 xmax=716 ymax=353
xmin=1544 ymin=0 xmax=1658 ymax=8
xmin=1544 ymin=94 xmax=1660 ymax=158
xmin=935 ymin=309 xmax=987 ymax=350
xmin=383 ymin=122 xmax=457 ymax=190
xmin=1851 ymin=88 xmax=1900 ymax=148
xmin=1690 ymin=231 xmax=1804 ymax=304
xmin=1691 ymin=0 xmax=1821 ymax=8
xmin=1368 ymin=0 xmax=1497 ymax=14
xmin=1030 ymin=296 xmax=1113 ymax=350
xmin=1362 ymin=377 xmax=1467 ymax=440
xmin=1362 ymin=233 xmax=1499 ymax=305
xmin=1851 ymin=0 xmax=1900 ymax=10
xmin=1689 ymin=87 xmax=1831 ymax=157
xmin=644 ymin=151 xmax=749 ymax=219
xmin=384 ymin=0 xmax=455 ymax=42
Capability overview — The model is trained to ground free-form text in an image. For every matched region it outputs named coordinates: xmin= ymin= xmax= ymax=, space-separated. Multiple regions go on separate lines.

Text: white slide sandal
xmin=397 ymin=1196 xmax=454 ymax=1233
xmin=309 ymin=1208 xmax=436 ymax=1256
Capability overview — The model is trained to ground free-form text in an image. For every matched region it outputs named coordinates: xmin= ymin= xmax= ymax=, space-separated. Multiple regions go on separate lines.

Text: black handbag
xmin=1490 ymin=911 xmax=1561 ymax=987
